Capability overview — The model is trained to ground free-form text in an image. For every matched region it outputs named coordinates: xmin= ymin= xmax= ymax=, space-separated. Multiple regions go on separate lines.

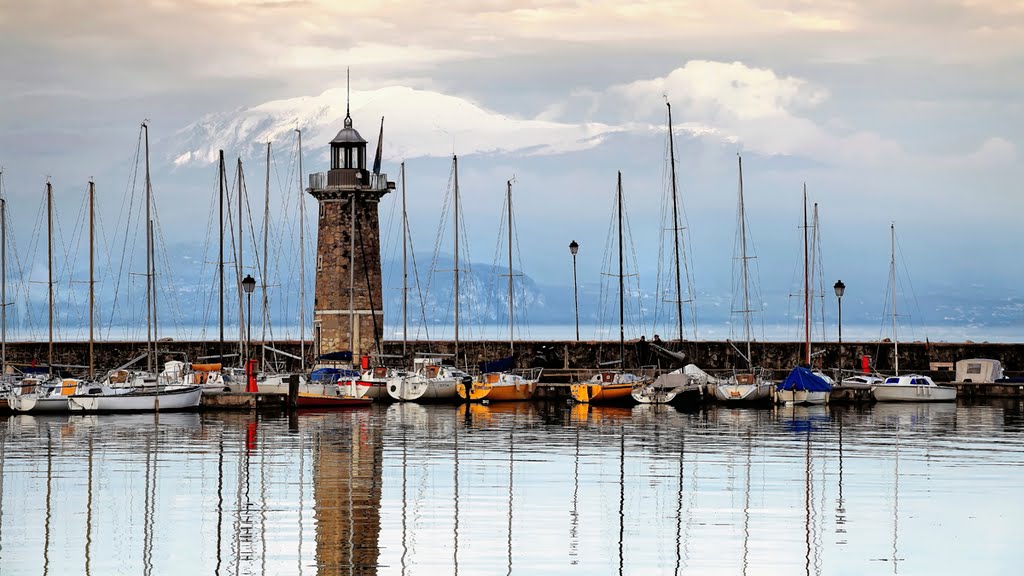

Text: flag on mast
xmin=372 ymin=116 xmax=384 ymax=175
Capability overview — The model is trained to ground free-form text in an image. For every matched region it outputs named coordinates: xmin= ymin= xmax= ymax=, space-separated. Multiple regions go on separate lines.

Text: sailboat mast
xmin=237 ymin=158 xmax=245 ymax=360
xmin=349 ymin=181 xmax=356 ymax=357
xmin=803 ymin=184 xmax=810 ymax=365
xmin=738 ymin=156 xmax=752 ymax=371
xmin=262 ymin=141 xmax=270 ymax=365
xmin=218 ymin=150 xmax=225 ymax=365
xmin=667 ymin=103 xmax=684 ymax=342
xmin=507 ymin=179 xmax=514 ymax=354
xmin=891 ymin=223 xmax=898 ymax=375
xmin=47 ymin=181 xmax=53 ymax=376
xmin=1 ymin=177 xmax=6 ymax=375
xmin=89 ymin=180 xmax=95 ymax=381
xmin=150 ymin=220 xmax=157 ymax=364
xmin=813 ymin=203 xmax=824 ymax=341
xmin=143 ymin=123 xmax=153 ymax=372
xmin=401 ymin=161 xmax=408 ymax=356
xmin=296 ymin=129 xmax=305 ymax=371
xmin=617 ymin=171 xmax=625 ymax=364
xmin=453 ymin=155 xmax=460 ymax=362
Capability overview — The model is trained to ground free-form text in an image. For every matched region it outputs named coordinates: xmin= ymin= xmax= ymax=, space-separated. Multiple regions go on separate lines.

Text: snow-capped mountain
xmin=165 ymin=85 xmax=627 ymax=170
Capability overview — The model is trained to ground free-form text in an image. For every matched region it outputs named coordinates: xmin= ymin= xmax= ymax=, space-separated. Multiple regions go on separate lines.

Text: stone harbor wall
xmin=5 ymin=338 xmax=1022 ymax=380
xmin=379 ymin=339 xmax=1024 ymax=380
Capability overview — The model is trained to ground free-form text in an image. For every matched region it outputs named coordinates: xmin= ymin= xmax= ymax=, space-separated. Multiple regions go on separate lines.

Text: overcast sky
xmin=0 ymin=0 xmax=1021 ymax=339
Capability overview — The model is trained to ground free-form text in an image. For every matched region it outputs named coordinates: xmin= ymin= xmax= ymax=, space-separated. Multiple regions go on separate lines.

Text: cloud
xmin=601 ymin=60 xmax=907 ymax=165
xmin=958 ymin=137 xmax=1017 ymax=166
xmin=6 ymin=0 xmax=1022 ymax=100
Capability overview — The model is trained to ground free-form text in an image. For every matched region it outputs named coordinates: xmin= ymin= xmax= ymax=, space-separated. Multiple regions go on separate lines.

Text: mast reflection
xmin=569 ymin=427 xmax=579 ymax=565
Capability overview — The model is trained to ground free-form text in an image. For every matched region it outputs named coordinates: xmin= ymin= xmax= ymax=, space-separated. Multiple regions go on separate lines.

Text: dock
xmin=200 ymin=391 xmax=289 ymax=411
xmin=193 ymin=372 xmax=1024 ymax=413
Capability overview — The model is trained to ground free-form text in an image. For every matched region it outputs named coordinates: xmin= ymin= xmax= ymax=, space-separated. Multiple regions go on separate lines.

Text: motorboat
xmin=871 ymin=374 xmax=957 ymax=402
xmin=839 ymin=374 xmax=885 ymax=389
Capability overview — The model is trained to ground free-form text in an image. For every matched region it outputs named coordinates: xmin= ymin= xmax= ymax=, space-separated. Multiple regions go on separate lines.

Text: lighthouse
xmin=306 ymin=97 xmax=395 ymax=361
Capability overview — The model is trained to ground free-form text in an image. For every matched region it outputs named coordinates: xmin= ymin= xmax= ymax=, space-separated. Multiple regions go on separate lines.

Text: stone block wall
xmin=312 ymin=193 xmax=385 ymax=358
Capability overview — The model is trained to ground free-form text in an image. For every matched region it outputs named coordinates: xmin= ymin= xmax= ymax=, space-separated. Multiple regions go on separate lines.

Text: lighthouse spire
xmin=345 ymin=67 xmax=351 ymax=126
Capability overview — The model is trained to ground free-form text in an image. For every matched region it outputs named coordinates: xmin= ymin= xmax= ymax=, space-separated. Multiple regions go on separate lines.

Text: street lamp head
xmin=242 ymin=274 xmax=256 ymax=295
xmin=833 ymin=279 xmax=845 ymax=299
xmin=569 ymin=240 xmax=579 ymax=256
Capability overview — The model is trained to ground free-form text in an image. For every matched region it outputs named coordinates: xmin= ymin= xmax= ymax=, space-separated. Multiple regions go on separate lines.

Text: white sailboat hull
xmin=68 ymin=386 xmax=203 ymax=412
xmin=9 ymin=396 xmax=71 ymax=413
xmin=416 ymin=378 xmax=459 ymax=402
xmin=775 ymin=390 xmax=830 ymax=405
xmin=362 ymin=379 xmax=392 ymax=401
xmin=714 ymin=383 xmax=773 ymax=403
xmin=631 ymin=372 xmax=701 ymax=404
xmin=386 ymin=375 xmax=461 ymax=402
xmin=257 ymin=374 xmax=369 ymax=399
xmin=631 ymin=385 xmax=679 ymax=404
xmin=387 ymin=375 xmax=428 ymax=401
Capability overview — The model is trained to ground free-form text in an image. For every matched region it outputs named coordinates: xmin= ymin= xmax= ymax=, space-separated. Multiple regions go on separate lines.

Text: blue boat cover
xmin=310 ymin=367 xmax=361 ymax=382
xmin=776 ymin=366 xmax=832 ymax=392
xmin=479 ymin=356 xmax=514 ymax=373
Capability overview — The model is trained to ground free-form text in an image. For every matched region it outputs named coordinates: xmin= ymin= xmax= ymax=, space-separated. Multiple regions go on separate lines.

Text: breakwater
xmin=4 ymin=338 xmax=1022 ymax=379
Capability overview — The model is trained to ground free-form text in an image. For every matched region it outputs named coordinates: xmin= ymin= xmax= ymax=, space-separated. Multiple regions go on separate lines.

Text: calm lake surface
xmin=2 ymin=400 xmax=1023 ymax=575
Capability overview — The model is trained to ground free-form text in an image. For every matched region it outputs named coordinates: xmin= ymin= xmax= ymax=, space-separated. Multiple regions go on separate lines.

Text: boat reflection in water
xmin=2 ymin=400 xmax=1023 ymax=574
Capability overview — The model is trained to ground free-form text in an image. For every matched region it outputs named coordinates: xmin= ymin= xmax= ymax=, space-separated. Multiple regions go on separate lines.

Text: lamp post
xmin=242 ymin=274 xmax=256 ymax=359
xmin=569 ymin=240 xmax=579 ymax=342
xmin=834 ymin=279 xmax=845 ymax=375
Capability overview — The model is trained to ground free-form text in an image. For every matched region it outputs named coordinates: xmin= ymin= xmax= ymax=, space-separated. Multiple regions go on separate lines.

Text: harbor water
xmin=1 ymin=400 xmax=1022 ymax=575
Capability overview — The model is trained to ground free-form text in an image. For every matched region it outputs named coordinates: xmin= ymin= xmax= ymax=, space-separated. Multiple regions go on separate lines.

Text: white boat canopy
xmin=955 ymin=358 xmax=1003 ymax=383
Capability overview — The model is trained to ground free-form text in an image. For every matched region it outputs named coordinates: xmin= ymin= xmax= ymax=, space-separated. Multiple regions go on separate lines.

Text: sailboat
xmin=713 ymin=156 xmax=773 ymax=404
xmin=10 ymin=186 xmax=75 ymax=412
xmin=359 ymin=161 xmax=421 ymax=402
xmin=388 ymin=155 xmax=468 ymax=403
xmin=570 ymin=171 xmax=649 ymax=404
xmin=775 ymin=186 xmax=832 ymax=405
xmin=633 ymin=102 xmax=701 ymax=405
xmin=8 ymin=181 xmax=110 ymax=413
xmin=0 ymin=174 xmax=36 ymax=409
xmin=71 ymin=180 xmax=198 ymax=412
xmin=870 ymin=224 xmax=956 ymax=402
xmin=460 ymin=179 xmax=542 ymax=402
xmin=76 ymin=127 xmax=200 ymax=409
xmin=12 ymin=172 xmax=200 ymax=412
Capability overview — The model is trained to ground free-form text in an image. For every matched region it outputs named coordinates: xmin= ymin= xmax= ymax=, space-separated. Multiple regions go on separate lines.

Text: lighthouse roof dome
xmin=331 ymin=114 xmax=366 ymax=145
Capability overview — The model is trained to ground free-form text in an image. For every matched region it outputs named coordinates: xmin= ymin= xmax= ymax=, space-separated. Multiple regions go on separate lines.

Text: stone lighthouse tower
xmin=307 ymin=102 xmax=394 ymax=360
